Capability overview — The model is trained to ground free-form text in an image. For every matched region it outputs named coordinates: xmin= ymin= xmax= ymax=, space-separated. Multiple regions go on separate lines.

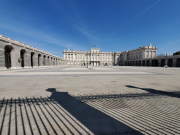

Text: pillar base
xmin=32 ymin=66 xmax=38 ymax=68
xmin=11 ymin=67 xmax=24 ymax=69
xmin=0 ymin=67 xmax=7 ymax=70
xmin=24 ymin=66 xmax=33 ymax=68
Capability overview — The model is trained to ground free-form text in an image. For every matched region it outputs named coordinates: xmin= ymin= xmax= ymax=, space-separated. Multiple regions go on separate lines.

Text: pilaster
xmin=0 ymin=48 xmax=5 ymax=68
xmin=33 ymin=54 xmax=38 ymax=67
xmin=24 ymin=53 xmax=31 ymax=68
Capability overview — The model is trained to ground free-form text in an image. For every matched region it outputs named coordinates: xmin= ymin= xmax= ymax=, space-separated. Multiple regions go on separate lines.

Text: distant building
xmin=63 ymin=43 xmax=157 ymax=66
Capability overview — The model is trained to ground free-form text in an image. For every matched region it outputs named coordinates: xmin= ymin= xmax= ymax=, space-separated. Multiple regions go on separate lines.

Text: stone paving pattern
xmin=0 ymin=66 xmax=180 ymax=134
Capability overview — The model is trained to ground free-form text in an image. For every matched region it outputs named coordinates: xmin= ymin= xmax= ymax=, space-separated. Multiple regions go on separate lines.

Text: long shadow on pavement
xmin=47 ymin=88 xmax=142 ymax=135
xmin=126 ymin=85 xmax=180 ymax=99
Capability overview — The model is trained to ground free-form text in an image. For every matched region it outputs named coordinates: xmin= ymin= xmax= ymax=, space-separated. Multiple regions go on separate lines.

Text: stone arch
xmin=51 ymin=57 xmax=53 ymax=65
xmin=168 ymin=59 xmax=173 ymax=67
xmin=143 ymin=60 xmax=145 ymax=66
xmin=4 ymin=45 xmax=14 ymax=69
xmin=54 ymin=58 xmax=55 ymax=65
xmin=47 ymin=56 xmax=50 ymax=66
xmin=132 ymin=61 xmax=134 ymax=66
xmin=177 ymin=58 xmax=180 ymax=67
xmin=136 ymin=61 xmax=138 ymax=66
xmin=31 ymin=52 xmax=35 ymax=67
xmin=161 ymin=59 xmax=165 ymax=67
xmin=152 ymin=60 xmax=158 ymax=67
xmin=43 ymin=55 xmax=46 ymax=66
xmin=20 ymin=49 xmax=27 ymax=67
xmin=38 ymin=54 xmax=41 ymax=66
xmin=147 ymin=60 xmax=149 ymax=66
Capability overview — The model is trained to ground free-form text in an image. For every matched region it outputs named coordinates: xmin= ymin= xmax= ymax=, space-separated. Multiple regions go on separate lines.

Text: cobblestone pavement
xmin=0 ymin=66 xmax=180 ymax=135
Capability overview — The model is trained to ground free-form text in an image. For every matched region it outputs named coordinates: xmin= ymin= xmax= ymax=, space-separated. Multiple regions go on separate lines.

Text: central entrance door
xmin=94 ymin=62 xmax=96 ymax=66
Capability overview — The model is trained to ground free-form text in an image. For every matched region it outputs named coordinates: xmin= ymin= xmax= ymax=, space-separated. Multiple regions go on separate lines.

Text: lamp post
xmin=164 ymin=53 xmax=168 ymax=68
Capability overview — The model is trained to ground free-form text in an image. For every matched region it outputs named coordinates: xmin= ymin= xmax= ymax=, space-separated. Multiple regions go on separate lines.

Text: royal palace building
xmin=1 ymin=34 xmax=179 ymax=69
xmin=63 ymin=44 xmax=158 ymax=66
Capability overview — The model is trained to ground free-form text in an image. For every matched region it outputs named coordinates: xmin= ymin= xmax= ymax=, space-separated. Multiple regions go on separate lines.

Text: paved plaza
xmin=0 ymin=66 xmax=180 ymax=134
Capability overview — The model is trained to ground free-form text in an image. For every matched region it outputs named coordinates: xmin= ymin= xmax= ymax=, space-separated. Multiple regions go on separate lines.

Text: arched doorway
xmin=143 ymin=61 xmax=145 ymax=66
xmin=38 ymin=54 xmax=41 ymax=66
xmin=177 ymin=58 xmax=180 ymax=67
xmin=4 ymin=45 xmax=14 ymax=69
xmin=161 ymin=59 xmax=165 ymax=67
xmin=136 ymin=61 xmax=138 ymax=66
xmin=31 ymin=52 xmax=35 ymax=67
xmin=152 ymin=60 xmax=158 ymax=67
xmin=147 ymin=60 xmax=149 ymax=66
xmin=139 ymin=61 xmax=141 ymax=66
xmin=20 ymin=49 xmax=26 ymax=67
xmin=168 ymin=59 xmax=173 ymax=67
xmin=130 ymin=61 xmax=132 ymax=66
xmin=47 ymin=56 xmax=50 ymax=66
xmin=43 ymin=55 xmax=46 ymax=66
xmin=51 ymin=57 xmax=53 ymax=66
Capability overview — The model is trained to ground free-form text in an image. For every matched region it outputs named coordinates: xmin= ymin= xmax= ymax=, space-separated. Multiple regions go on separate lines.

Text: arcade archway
xmin=20 ymin=49 xmax=26 ymax=67
xmin=4 ymin=45 xmax=14 ymax=69
xmin=31 ymin=52 xmax=35 ymax=67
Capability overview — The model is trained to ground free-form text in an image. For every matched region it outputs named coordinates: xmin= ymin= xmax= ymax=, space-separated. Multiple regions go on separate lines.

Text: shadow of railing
xmin=47 ymin=88 xmax=143 ymax=135
xmin=0 ymin=97 xmax=93 ymax=135
xmin=0 ymin=87 xmax=180 ymax=135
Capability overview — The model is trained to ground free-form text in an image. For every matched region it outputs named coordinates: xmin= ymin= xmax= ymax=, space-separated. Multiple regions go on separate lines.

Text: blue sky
xmin=0 ymin=0 xmax=180 ymax=57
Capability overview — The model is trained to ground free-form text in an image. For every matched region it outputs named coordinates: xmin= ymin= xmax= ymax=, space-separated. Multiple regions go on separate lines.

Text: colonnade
xmin=125 ymin=57 xmax=180 ymax=67
xmin=0 ymin=35 xmax=64 ymax=69
xmin=2 ymin=45 xmax=60 ymax=69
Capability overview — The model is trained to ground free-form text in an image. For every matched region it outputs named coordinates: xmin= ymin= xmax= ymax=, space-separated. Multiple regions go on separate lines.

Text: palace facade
xmin=63 ymin=44 xmax=157 ymax=66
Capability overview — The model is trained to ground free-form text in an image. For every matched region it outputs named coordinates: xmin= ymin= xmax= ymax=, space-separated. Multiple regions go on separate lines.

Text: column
xmin=11 ymin=50 xmax=21 ymax=69
xmin=33 ymin=53 xmax=38 ymax=67
xmin=24 ymin=53 xmax=31 ymax=68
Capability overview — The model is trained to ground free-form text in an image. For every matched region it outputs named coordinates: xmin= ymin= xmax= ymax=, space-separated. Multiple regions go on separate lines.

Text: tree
xmin=156 ymin=53 xmax=166 ymax=58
